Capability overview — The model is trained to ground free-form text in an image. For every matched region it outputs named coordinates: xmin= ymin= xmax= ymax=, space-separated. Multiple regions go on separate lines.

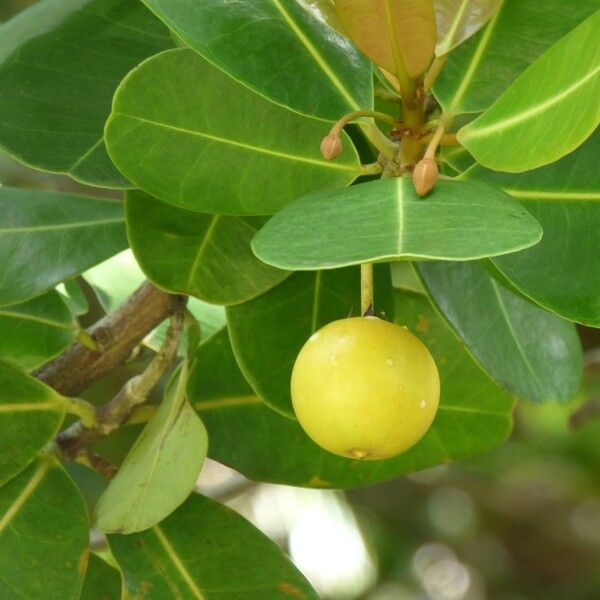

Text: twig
xmin=56 ymin=311 xmax=185 ymax=462
xmin=34 ymin=281 xmax=185 ymax=396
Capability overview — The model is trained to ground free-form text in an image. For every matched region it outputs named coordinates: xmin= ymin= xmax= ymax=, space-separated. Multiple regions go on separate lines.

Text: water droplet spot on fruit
xmin=420 ymin=399 xmax=427 ymax=409
xmin=309 ymin=332 xmax=320 ymax=342
xmin=330 ymin=354 xmax=338 ymax=365
xmin=386 ymin=358 xmax=394 ymax=366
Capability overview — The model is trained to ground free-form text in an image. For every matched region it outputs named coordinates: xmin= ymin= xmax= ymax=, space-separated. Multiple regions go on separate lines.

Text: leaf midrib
xmin=467 ymin=63 xmax=600 ymax=138
xmin=269 ymin=0 xmax=360 ymax=111
xmin=115 ymin=113 xmax=357 ymax=172
xmin=0 ymin=217 xmax=123 ymax=234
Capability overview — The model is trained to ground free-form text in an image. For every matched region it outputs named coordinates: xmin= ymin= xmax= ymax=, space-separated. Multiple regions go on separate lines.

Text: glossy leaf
xmin=465 ymin=131 xmax=600 ymax=326
xmin=227 ymin=267 xmax=392 ymax=417
xmin=190 ymin=296 xmax=513 ymax=488
xmin=95 ymin=364 xmax=207 ymax=533
xmin=301 ymin=0 xmax=343 ymax=31
xmin=417 ymin=260 xmax=583 ymax=402
xmin=0 ymin=0 xmax=172 ymax=188
xmin=106 ymin=49 xmax=360 ymax=216
xmin=434 ymin=0 xmax=502 ymax=55
xmin=459 ymin=10 xmax=600 ymax=172
xmin=0 ymin=290 xmax=76 ymax=371
xmin=335 ymin=0 xmax=436 ymax=78
xmin=126 ymin=191 xmax=290 ymax=305
xmin=141 ymin=0 xmax=372 ymax=121
xmin=80 ymin=554 xmax=122 ymax=600
xmin=0 ymin=187 xmax=127 ymax=306
xmin=252 ymin=177 xmax=542 ymax=269
xmin=435 ymin=0 xmax=600 ymax=115
xmin=108 ymin=492 xmax=319 ymax=599
xmin=0 ymin=458 xmax=89 ymax=600
xmin=0 ymin=360 xmax=65 ymax=486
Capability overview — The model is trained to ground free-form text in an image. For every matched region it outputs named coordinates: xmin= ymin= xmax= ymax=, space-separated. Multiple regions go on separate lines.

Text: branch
xmin=56 ymin=310 xmax=185 ymax=462
xmin=34 ymin=281 xmax=185 ymax=396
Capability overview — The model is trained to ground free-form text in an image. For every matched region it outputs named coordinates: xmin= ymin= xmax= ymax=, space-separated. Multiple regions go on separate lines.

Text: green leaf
xmin=0 ymin=0 xmax=172 ymax=188
xmin=226 ymin=267 xmax=392 ymax=417
xmin=435 ymin=0 xmax=600 ymax=115
xmin=95 ymin=364 xmax=207 ymax=533
xmin=0 ymin=360 xmax=65 ymax=486
xmin=434 ymin=0 xmax=502 ymax=55
xmin=140 ymin=0 xmax=372 ymax=121
xmin=80 ymin=554 xmax=122 ymax=600
xmin=0 ymin=187 xmax=127 ymax=306
xmin=465 ymin=131 xmax=600 ymax=326
xmin=0 ymin=457 xmax=89 ymax=600
xmin=416 ymin=260 xmax=583 ymax=402
xmin=252 ymin=177 xmax=542 ymax=270
xmin=458 ymin=10 xmax=600 ymax=172
xmin=334 ymin=0 xmax=436 ymax=78
xmin=126 ymin=191 xmax=291 ymax=305
xmin=106 ymin=49 xmax=360 ymax=216
xmin=109 ymin=492 xmax=319 ymax=599
xmin=0 ymin=290 xmax=76 ymax=371
xmin=190 ymin=297 xmax=514 ymax=488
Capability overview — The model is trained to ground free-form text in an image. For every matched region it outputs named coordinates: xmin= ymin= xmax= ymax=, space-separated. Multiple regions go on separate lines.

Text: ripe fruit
xmin=291 ymin=317 xmax=440 ymax=460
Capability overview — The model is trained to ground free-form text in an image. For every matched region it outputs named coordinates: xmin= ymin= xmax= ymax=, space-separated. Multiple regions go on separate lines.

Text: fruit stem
xmin=361 ymin=263 xmax=374 ymax=315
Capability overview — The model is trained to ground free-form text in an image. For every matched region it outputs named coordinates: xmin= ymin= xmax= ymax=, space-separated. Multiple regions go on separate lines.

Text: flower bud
xmin=320 ymin=132 xmax=343 ymax=160
xmin=413 ymin=158 xmax=439 ymax=197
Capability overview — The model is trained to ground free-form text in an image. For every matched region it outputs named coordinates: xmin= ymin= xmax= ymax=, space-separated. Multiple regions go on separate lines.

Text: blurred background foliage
xmin=2 ymin=2 xmax=600 ymax=599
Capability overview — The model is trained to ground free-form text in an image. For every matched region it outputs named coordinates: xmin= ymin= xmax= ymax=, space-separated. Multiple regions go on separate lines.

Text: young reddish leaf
xmin=335 ymin=0 xmax=436 ymax=78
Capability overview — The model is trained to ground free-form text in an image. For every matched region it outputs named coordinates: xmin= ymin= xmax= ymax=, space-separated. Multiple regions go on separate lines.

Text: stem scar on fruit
xmin=291 ymin=316 xmax=440 ymax=460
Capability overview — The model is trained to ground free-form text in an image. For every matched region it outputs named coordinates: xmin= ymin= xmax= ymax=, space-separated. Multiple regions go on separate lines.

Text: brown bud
xmin=413 ymin=158 xmax=439 ymax=197
xmin=320 ymin=132 xmax=343 ymax=160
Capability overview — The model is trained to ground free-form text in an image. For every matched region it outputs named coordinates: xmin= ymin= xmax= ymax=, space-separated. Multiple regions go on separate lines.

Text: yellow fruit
xmin=291 ymin=316 xmax=440 ymax=460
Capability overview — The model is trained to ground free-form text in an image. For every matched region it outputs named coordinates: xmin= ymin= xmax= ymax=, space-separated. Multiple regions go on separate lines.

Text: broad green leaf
xmin=141 ymin=0 xmax=372 ymax=121
xmin=335 ymin=0 xmax=436 ymax=78
xmin=301 ymin=0 xmax=343 ymax=31
xmin=458 ymin=10 xmax=600 ymax=172
xmin=109 ymin=493 xmax=319 ymax=599
xmin=80 ymin=554 xmax=122 ymax=600
xmin=0 ymin=360 xmax=65 ymax=485
xmin=252 ymin=177 xmax=542 ymax=270
xmin=0 ymin=0 xmax=172 ymax=188
xmin=434 ymin=0 xmax=502 ymax=55
xmin=126 ymin=191 xmax=291 ymax=305
xmin=0 ymin=187 xmax=127 ymax=306
xmin=106 ymin=49 xmax=360 ymax=216
xmin=417 ymin=260 xmax=583 ymax=402
xmin=190 ymin=296 xmax=513 ymax=488
xmin=435 ymin=0 xmax=600 ymax=115
xmin=0 ymin=457 xmax=89 ymax=600
xmin=95 ymin=364 xmax=207 ymax=533
xmin=464 ymin=131 xmax=600 ymax=326
xmin=227 ymin=267 xmax=393 ymax=417
xmin=0 ymin=290 xmax=76 ymax=371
